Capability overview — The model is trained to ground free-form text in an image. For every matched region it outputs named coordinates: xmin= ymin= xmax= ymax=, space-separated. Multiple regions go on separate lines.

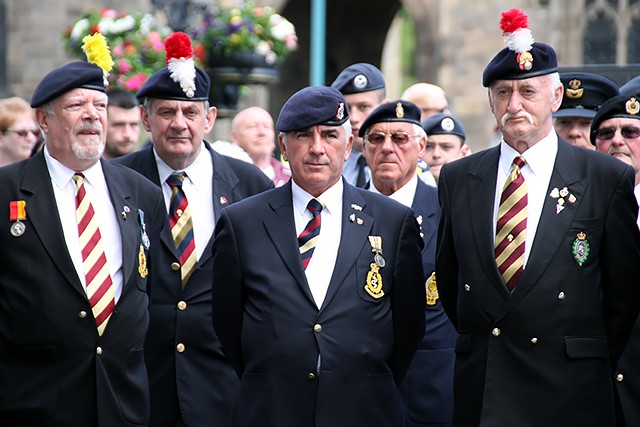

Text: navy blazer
xmin=436 ymin=139 xmax=640 ymax=426
xmin=0 ymin=152 xmax=164 ymax=426
xmin=398 ymin=179 xmax=456 ymax=427
xmin=211 ymin=180 xmax=426 ymax=427
xmin=115 ymin=142 xmax=273 ymax=427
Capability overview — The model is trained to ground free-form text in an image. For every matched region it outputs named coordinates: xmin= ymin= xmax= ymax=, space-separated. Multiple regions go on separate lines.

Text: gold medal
xmin=365 ymin=263 xmax=384 ymax=298
xmin=138 ymin=244 xmax=148 ymax=278
xmin=9 ymin=200 xmax=27 ymax=237
xmin=425 ymin=272 xmax=438 ymax=306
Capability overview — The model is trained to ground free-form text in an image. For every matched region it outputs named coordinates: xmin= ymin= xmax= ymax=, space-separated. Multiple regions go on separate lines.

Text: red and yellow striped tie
xmin=73 ymin=173 xmax=115 ymax=335
xmin=167 ymin=173 xmax=197 ymax=288
xmin=495 ymin=156 xmax=527 ymax=292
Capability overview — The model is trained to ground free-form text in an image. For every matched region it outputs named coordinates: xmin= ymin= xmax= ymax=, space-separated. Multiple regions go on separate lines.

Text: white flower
xmin=139 ymin=14 xmax=156 ymax=35
xmin=98 ymin=17 xmax=115 ymax=34
xmin=271 ymin=18 xmax=295 ymax=41
xmin=110 ymin=15 xmax=136 ymax=34
xmin=255 ymin=40 xmax=271 ymax=56
xmin=71 ymin=18 xmax=90 ymax=41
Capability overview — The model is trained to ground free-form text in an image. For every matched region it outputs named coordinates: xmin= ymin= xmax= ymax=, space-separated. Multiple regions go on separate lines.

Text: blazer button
xmin=492 ymin=328 xmax=501 ymax=336
xmin=558 ymin=291 xmax=565 ymax=300
xmin=616 ymin=373 xmax=624 ymax=382
xmin=78 ymin=310 xmax=88 ymax=318
xmin=96 ymin=346 xmax=103 ymax=355
xmin=530 ymin=337 xmax=538 ymax=344
xmin=464 ymin=284 xmax=471 ymax=292
xmin=307 ymin=373 xmax=316 ymax=380
xmin=171 ymin=262 xmax=181 ymax=271
xmin=313 ymin=324 xmax=322 ymax=333
xmin=176 ymin=343 xmax=185 ymax=353
xmin=177 ymin=301 xmax=187 ymax=310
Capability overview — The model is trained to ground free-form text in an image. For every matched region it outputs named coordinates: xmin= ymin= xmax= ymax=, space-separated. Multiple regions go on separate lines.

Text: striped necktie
xmin=495 ymin=156 xmax=527 ymax=292
xmin=72 ymin=173 xmax=115 ymax=336
xmin=298 ymin=198 xmax=324 ymax=269
xmin=167 ymin=173 xmax=197 ymax=288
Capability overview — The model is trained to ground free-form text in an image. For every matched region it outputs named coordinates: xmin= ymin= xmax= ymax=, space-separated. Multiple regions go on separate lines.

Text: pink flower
xmin=112 ymin=44 xmax=124 ymax=58
xmin=147 ymin=31 xmax=164 ymax=51
xmin=101 ymin=8 xmax=118 ymax=19
xmin=124 ymin=73 xmax=148 ymax=91
xmin=118 ymin=59 xmax=133 ymax=74
xmin=253 ymin=7 xmax=265 ymax=17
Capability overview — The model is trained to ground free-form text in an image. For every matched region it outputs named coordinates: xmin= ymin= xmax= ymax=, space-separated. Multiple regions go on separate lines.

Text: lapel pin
xmin=220 ymin=196 xmax=228 ymax=204
xmin=549 ymin=187 xmax=559 ymax=198
xmin=351 ymin=203 xmax=363 ymax=211
xmin=356 ymin=218 xmax=364 ymax=225
xmin=568 ymin=194 xmax=576 ymax=204
xmin=122 ymin=205 xmax=130 ymax=220
xmin=349 ymin=213 xmax=356 ymax=222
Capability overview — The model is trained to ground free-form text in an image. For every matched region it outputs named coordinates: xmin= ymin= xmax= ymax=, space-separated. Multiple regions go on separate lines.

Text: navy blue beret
xmin=482 ymin=42 xmax=558 ymax=87
xmin=554 ymin=72 xmax=619 ymax=119
xmin=590 ymin=94 xmax=640 ymax=145
xmin=330 ymin=63 xmax=385 ymax=94
xmin=620 ymin=75 xmax=640 ymax=98
xmin=31 ymin=62 xmax=106 ymax=108
xmin=136 ymin=66 xmax=210 ymax=102
xmin=276 ymin=86 xmax=349 ymax=132
xmin=421 ymin=113 xmax=466 ymax=141
xmin=358 ymin=100 xmax=422 ymax=138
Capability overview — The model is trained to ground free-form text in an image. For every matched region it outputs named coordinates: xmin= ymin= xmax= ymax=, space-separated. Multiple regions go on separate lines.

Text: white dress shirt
xmin=493 ymin=130 xmax=558 ymax=267
xmin=292 ymin=179 xmax=343 ymax=308
xmin=369 ymin=174 xmax=418 ymax=208
xmin=45 ymin=146 xmax=124 ymax=302
xmin=155 ymin=146 xmax=215 ymax=261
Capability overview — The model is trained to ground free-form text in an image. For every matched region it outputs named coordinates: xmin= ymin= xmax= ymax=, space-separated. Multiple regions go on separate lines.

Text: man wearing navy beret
xmin=592 ymin=93 xmax=640 ymax=427
xmin=114 ymin=32 xmax=273 ymax=427
xmin=211 ymin=85 xmax=426 ymax=427
xmin=553 ymin=72 xmax=619 ymax=150
xmin=360 ymin=100 xmax=456 ymax=427
xmin=331 ymin=63 xmax=388 ymax=187
xmin=0 ymin=48 xmax=165 ymax=424
xmin=436 ymin=8 xmax=640 ymax=426
xmin=421 ymin=112 xmax=469 ymax=183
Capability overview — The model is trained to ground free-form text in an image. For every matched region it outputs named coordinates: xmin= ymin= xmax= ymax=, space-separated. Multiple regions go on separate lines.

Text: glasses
xmin=593 ymin=126 xmax=640 ymax=140
xmin=4 ymin=129 xmax=41 ymax=139
xmin=364 ymin=132 xmax=419 ymax=146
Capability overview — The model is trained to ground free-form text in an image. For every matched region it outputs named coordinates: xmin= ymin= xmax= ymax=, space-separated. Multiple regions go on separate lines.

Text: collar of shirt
xmin=369 ymin=174 xmax=418 ymax=208
xmin=44 ymin=145 xmax=105 ymax=191
xmin=292 ymin=178 xmax=343 ymax=220
xmin=154 ymin=143 xmax=212 ymax=191
xmin=498 ymin=129 xmax=558 ymax=179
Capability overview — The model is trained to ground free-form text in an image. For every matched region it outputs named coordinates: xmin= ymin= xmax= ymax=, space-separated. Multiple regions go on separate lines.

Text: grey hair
xmin=279 ymin=120 xmax=353 ymax=147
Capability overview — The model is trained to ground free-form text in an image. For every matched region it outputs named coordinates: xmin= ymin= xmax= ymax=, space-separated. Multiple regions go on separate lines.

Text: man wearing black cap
xmin=421 ymin=112 xmax=469 ymax=183
xmin=211 ymin=86 xmax=425 ymax=427
xmin=114 ymin=32 xmax=273 ymax=427
xmin=331 ymin=63 xmax=388 ymax=187
xmin=0 ymin=54 xmax=165 ymax=424
xmin=591 ymin=94 xmax=640 ymax=427
xmin=553 ymin=72 xmax=619 ymax=150
xmin=360 ymin=100 xmax=456 ymax=427
xmin=436 ymin=8 xmax=640 ymax=426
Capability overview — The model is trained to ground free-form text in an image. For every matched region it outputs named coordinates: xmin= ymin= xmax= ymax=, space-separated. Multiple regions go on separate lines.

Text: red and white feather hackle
xmin=165 ymin=32 xmax=196 ymax=98
xmin=499 ymin=8 xmax=534 ymax=54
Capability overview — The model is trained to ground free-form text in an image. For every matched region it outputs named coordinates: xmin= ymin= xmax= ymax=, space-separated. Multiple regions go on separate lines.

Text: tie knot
xmin=72 ymin=172 xmax=85 ymax=184
xmin=357 ymin=155 xmax=367 ymax=167
xmin=307 ymin=198 xmax=324 ymax=214
xmin=166 ymin=173 xmax=186 ymax=188
xmin=513 ymin=156 xmax=526 ymax=169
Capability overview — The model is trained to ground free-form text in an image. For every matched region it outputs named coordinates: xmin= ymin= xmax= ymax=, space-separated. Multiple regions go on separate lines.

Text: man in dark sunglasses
xmin=591 ymin=92 xmax=640 ymax=427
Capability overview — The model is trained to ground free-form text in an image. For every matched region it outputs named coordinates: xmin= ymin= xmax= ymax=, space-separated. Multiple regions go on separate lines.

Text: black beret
xmin=330 ymin=63 xmax=385 ymax=94
xmin=276 ymin=86 xmax=349 ymax=132
xmin=31 ymin=62 xmax=106 ymax=108
xmin=421 ymin=113 xmax=466 ymax=141
xmin=590 ymin=94 xmax=640 ymax=145
xmin=136 ymin=66 xmax=210 ymax=102
xmin=482 ymin=42 xmax=558 ymax=87
xmin=620 ymin=75 xmax=640 ymax=98
xmin=358 ymin=100 xmax=422 ymax=138
xmin=554 ymin=72 xmax=619 ymax=119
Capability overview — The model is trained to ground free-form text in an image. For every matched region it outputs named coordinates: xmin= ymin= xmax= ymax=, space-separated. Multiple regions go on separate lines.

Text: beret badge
xmin=626 ymin=97 xmax=640 ymax=115
xmin=353 ymin=74 xmax=368 ymax=89
xmin=566 ymin=79 xmax=584 ymax=99
xmin=395 ymin=102 xmax=405 ymax=118
xmin=336 ymin=102 xmax=345 ymax=121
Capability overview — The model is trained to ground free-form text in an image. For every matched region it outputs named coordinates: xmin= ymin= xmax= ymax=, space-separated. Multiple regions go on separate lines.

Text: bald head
xmin=230 ymin=106 xmax=276 ymax=167
xmin=401 ymin=83 xmax=450 ymax=121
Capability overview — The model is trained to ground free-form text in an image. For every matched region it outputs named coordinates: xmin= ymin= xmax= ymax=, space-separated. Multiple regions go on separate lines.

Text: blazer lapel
xmin=497 ymin=140 xmax=585 ymax=317
xmin=102 ymin=160 xmax=139 ymax=286
xmin=262 ymin=183 xmax=315 ymax=304
xmin=466 ymin=147 xmax=509 ymax=297
xmin=21 ymin=153 xmax=85 ymax=296
xmin=412 ymin=180 xmax=439 ymax=254
xmin=320 ymin=184 xmax=372 ymax=311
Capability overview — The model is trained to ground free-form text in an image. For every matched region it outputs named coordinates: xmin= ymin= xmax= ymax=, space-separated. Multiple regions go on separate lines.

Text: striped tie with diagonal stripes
xmin=495 ymin=156 xmax=527 ymax=292
xmin=72 ymin=173 xmax=115 ymax=336
xmin=298 ymin=198 xmax=324 ymax=269
xmin=167 ymin=173 xmax=197 ymax=288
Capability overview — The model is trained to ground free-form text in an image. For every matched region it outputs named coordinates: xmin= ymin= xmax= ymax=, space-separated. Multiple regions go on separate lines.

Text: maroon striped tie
xmin=495 ymin=156 xmax=527 ymax=292
xmin=298 ymin=198 xmax=324 ymax=269
xmin=73 ymin=173 xmax=115 ymax=335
